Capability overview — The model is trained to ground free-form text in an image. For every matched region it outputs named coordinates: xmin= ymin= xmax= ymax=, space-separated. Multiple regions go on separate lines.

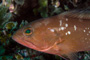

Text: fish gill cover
xmin=0 ymin=0 xmax=90 ymax=60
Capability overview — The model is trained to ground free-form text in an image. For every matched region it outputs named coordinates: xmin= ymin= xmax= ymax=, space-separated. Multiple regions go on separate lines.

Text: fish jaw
xmin=12 ymin=33 xmax=52 ymax=52
xmin=12 ymin=33 xmax=38 ymax=50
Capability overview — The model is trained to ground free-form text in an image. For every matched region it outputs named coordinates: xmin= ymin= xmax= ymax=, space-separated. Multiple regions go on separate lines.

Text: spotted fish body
xmin=12 ymin=8 xmax=90 ymax=60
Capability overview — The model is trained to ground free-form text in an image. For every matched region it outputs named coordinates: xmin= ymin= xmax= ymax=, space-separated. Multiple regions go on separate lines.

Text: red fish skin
xmin=12 ymin=9 xmax=90 ymax=60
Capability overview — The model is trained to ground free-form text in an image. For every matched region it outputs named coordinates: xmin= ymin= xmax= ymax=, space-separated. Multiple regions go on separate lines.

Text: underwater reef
xmin=0 ymin=0 xmax=90 ymax=60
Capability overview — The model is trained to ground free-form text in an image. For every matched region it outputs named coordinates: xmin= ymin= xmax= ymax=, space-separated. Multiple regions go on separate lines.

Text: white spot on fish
xmin=66 ymin=18 xmax=68 ymax=21
xmin=85 ymin=27 xmax=89 ymax=30
xmin=65 ymin=33 xmax=68 ymax=35
xmin=48 ymin=28 xmax=55 ymax=32
xmin=50 ymin=29 xmax=55 ymax=32
xmin=67 ymin=31 xmax=71 ymax=35
xmin=65 ymin=24 xmax=68 ymax=27
xmin=83 ymin=30 xmax=86 ymax=32
xmin=59 ymin=20 xmax=62 ymax=26
xmin=61 ymin=27 xmax=65 ymax=30
xmin=65 ymin=31 xmax=71 ymax=35
xmin=74 ymin=25 xmax=77 ymax=31
xmin=59 ymin=27 xmax=66 ymax=31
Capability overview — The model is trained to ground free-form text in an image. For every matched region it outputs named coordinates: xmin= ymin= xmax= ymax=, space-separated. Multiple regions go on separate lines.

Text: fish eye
xmin=24 ymin=28 xmax=33 ymax=35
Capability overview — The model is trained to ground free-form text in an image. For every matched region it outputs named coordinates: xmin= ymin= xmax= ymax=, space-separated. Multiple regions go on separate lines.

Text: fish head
xmin=12 ymin=19 xmax=61 ymax=51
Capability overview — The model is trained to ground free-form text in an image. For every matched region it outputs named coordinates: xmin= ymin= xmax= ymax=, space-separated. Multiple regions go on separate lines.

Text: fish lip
xmin=12 ymin=34 xmax=39 ymax=50
xmin=23 ymin=40 xmax=38 ymax=49
xmin=12 ymin=34 xmax=52 ymax=52
xmin=24 ymin=39 xmax=55 ymax=52
xmin=24 ymin=39 xmax=53 ymax=52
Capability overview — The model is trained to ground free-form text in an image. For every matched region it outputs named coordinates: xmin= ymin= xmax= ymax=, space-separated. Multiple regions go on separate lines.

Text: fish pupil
xmin=25 ymin=29 xmax=31 ymax=33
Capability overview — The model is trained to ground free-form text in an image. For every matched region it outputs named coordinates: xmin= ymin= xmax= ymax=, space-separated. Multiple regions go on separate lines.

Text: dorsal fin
xmin=62 ymin=7 xmax=90 ymax=20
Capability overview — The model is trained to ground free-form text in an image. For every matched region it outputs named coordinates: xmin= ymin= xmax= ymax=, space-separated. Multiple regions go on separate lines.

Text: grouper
xmin=12 ymin=8 xmax=90 ymax=60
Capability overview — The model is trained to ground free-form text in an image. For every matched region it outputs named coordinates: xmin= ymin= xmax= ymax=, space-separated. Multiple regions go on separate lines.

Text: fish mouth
xmin=12 ymin=35 xmax=47 ymax=51
xmin=12 ymin=35 xmax=27 ymax=46
xmin=24 ymin=40 xmax=42 ymax=50
xmin=24 ymin=40 xmax=55 ymax=52
xmin=12 ymin=34 xmax=38 ymax=50
xmin=12 ymin=34 xmax=54 ymax=52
